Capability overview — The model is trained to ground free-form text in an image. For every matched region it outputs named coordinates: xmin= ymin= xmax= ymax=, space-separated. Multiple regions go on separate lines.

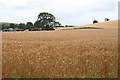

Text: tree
xmin=105 ymin=18 xmax=110 ymax=21
xmin=37 ymin=12 xmax=55 ymax=27
xmin=26 ymin=22 xmax=33 ymax=27
xmin=26 ymin=22 xmax=34 ymax=30
xmin=93 ymin=20 xmax=98 ymax=24
xmin=54 ymin=21 xmax=61 ymax=26
xmin=42 ymin=25 xmax=55 ymax=30
xmin=34 ymin=21 xmax=43 ymax=28
xmin=2 ymin=24 xmax=5 ymax=30
xmin=35 ymin=12 xmax=61 ymax=30
xmin=65 ymin=25 xmax=68 ymax=27
xmin=9 ymin=23 xmax=15 ymax=29
xmin=18 ymin=23 xmax=26 ymax=30
xmin=14 ymin=24 xmax=19 ymax=29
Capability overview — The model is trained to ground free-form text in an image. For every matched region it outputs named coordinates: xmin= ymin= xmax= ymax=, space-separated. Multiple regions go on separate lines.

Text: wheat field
xmin=2 ymin=21 xmax=118 ymax=78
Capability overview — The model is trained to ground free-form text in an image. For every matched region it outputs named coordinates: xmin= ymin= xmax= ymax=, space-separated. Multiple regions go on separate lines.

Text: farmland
xmin=2 ymin=20 xmax=118 ymax=78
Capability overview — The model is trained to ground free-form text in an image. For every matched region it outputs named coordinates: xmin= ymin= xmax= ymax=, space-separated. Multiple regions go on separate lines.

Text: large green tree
xmin=34 ymin=12 xmax=61 ymax=29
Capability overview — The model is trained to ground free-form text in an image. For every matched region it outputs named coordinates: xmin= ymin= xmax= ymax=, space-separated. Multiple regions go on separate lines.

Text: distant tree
xmin=65 ymin=25 xmax=75 ymax=27
xmin=34 ymin=21 xmax=43 ymax=28
xmin=26 ymin=22 xmax=33 ymax=27
xmin=42 ymin=25 xmax=55 ymax=30
xmin=65 ymin=25 xmax=68 ymax=27
xmin=18 ymin=23 xmax=26 ymax=30
xmin=9 ymin=23 xmax=15 ymax=29
xmin=35 ymin=12 xmax=55 ymax=28
xmin=14 ymin=24 xmax=19 ymax=29
xmin=105 ymin=18 xmax=110 ymax=21
xmin=5 ymin=26 xmax=10 ymax=29
xmin=2 ymin=24 xmax=5 ymax=30
xmin=26 ymin=22 xmax=34 ymax=30
xmin=54 ymin=21 xmax=61 ymax=26
xmin=93 ymin=20 xmax=98 ymax=24
xmin=54 ymin=21 xmax=62 ymax=28
xmin=35 ymin=12 xmax=61 ymax=30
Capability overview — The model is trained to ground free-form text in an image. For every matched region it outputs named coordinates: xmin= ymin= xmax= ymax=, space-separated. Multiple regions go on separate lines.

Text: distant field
xmin=2 ymin=20 xmax=118 ymax=78
xmin=55 ymin=20 xmax=118 ymax=30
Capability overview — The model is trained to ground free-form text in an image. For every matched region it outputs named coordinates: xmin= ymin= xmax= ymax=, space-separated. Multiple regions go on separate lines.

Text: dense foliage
xmin=1 ymin=12 xmax=109 ymax=31
xmin=2 ymin=12 xmax=62 ymax=31
xmin=93 ymin=20 xmax=98 ymax=24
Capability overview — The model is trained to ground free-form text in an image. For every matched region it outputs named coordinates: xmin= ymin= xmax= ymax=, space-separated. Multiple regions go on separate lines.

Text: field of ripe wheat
xmin=2 ymin=21 xmax=118 ymax=78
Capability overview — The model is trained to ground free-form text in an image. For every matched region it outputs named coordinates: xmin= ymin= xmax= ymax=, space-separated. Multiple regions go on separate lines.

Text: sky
xmin=0 ymin=0 xmax=119 ymax=26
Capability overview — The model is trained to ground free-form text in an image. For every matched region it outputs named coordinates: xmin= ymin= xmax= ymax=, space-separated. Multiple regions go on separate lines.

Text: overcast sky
xmin=0 ymin=0 xmax=119 ymax=26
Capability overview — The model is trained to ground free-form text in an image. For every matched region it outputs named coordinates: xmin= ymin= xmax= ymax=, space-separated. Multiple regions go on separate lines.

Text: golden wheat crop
xmin=2 ymin=27 xmax=118 ymax=78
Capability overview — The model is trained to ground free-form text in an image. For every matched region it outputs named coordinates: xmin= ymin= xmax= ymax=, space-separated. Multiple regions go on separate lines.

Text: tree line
xmin=2 ymin=12 xmax=62 ymax=31
xmin=2 ymin=12 xmax=110 ymax=31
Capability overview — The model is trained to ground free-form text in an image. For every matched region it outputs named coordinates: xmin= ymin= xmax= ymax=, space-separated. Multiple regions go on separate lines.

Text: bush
xmin=93 ymin=20 xmax=98 ymax=24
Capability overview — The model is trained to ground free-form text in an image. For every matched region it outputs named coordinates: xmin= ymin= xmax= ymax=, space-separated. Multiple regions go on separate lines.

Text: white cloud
xmin=0 ymin=0 xmax=27 ymax=7
xmin=0 ymin=0 xmax=119 ymax=25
